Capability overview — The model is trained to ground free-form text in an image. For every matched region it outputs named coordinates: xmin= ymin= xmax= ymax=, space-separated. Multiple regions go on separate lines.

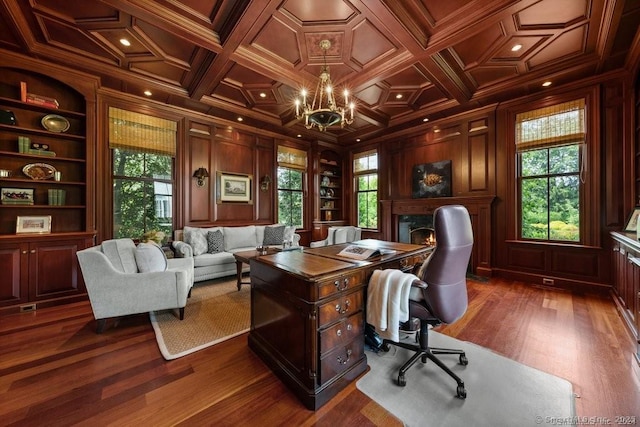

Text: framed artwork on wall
xmin=16 ymin=215 xmax=52 ymax=234
xmin=216 ymin=172 xmax=253 ymax=204
xmin=623 ymin=206 xmax=640 ymax=232
xmin=412 ymin=160 xmax=452 ymax=198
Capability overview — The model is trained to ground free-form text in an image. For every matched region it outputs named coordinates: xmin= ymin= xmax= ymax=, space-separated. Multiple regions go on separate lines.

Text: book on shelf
xmin=25 ymin=93 xmax=59 ymax=108
xmin=337 ymin=244 xmax=396 ymax=260
xmin=28 ymin=149 xmax=56 ymax=157
xmin=1 ymin=199 xmax=34 ymax=205
xmin=18 ymin=136 xmax=31 ymax=153
xmin=20 ymin=81 xmax=27 ymax=102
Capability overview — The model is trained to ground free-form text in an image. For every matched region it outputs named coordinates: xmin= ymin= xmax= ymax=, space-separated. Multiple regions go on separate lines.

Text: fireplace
xmin=398 ymin=215 xmax=435 ymax=246
xmin=380 ymin=196 xmax=495 ymax=277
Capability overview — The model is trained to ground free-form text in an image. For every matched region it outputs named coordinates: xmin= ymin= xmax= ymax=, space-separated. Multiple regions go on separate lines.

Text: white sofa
xmin=172 ymin=224 xmax=300 ymax=282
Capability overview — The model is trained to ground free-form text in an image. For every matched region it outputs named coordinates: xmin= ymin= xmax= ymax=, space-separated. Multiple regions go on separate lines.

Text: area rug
xmin=149 ymin=280 xmax=250 ymax=360
xmin=357 ymin=331 xmax=575 ymax=427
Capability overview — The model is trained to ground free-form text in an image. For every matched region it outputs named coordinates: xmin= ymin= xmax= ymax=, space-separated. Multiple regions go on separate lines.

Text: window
xmin=277 ymin=145 xmax=306 ymax=228
xmin=516 ymin=99 xmax=585 ymax=242
xmin=109 ymin=107 xmax=176 ymax=240
xmin=354 ymin=149 xmax=378 ymax=229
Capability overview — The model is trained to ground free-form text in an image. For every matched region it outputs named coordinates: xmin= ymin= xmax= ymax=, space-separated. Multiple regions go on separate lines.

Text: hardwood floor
xmin=1 ymin=277 xmax=638 ymax=426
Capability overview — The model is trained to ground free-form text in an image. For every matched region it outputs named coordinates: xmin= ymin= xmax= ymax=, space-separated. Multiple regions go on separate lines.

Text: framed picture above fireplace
xmin=412 ymin=160 xmax=452 ymax=198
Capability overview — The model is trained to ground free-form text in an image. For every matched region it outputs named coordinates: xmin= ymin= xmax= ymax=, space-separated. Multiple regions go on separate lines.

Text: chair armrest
xmin=172 ymin=240 xmax=193 ymax=258
xmin=309 ymin=238 xmax=328 ymax=248
xmin=411 ymin=279 xmax=428 ymax=289
xmin=292 ymin=233 xmax=301 ymax=246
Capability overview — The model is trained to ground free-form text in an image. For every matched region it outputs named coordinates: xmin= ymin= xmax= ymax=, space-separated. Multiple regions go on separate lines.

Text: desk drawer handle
xmin=337 ymin=349 xmax=352 ymax=365
xmin=335 ymin=299 xmax=350 ymax=314
xmin=336 ymin=329 xmax=342 ymax=337
xmin=334 ymin=279 xmax=348 ymax=291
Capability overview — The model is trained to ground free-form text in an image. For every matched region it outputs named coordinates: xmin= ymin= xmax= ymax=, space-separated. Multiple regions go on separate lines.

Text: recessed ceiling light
xmin=143 ymin=90 xmax=152 ymax=96
xmin=297 ymin=134 xmax=302 ymax=138
xmin=237 ymin=117 xmax=243 ymax=122
xmin=259 ymin=93 xmax=267 ymax=98
xmin=120 ymin=38 xmax=131 ymax=47
xmin=542 ymin=81 xmax=552 ymax=87
xmin=396 ymin=94 xmax=403 ymax=99
xmin=356 ymin=138 xmax=361 ymax=142
xmin=423 ymin=118 xmax=429 ymax=122
xmin=511 ymin=44 xmax=522 ymax=52
xmin=434 ymin=128 xmax=441 ymax=133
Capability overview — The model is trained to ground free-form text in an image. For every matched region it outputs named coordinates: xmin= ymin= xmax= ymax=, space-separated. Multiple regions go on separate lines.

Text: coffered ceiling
xmin=1 ymin=0 xmax=638 ymax=144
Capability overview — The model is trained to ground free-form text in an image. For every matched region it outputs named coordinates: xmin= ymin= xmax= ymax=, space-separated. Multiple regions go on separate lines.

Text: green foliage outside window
xmin=277 ymin=167 xmax=303 ymax=227
xmin=113 ymin=149 xmax=173 ymax=241
xmin=520 ymin=145 xmax=580 ymax=241
xmin=357 ymin=173 xmax=378 ymax=229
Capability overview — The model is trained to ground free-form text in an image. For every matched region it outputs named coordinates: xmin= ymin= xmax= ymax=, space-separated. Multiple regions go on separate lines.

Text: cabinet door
xmin=0 ymin=242 xmax=29 ymax=307
xmin=28 ymin=239 xmax=86 ymax=300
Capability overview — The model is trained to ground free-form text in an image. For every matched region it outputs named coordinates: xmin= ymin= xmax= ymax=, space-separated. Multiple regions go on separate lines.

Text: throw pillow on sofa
xmin=184 ymin=226 xmax=208 ymax=256
xmin=135 ymin=242 xmax=168 ymax=273
xmin=223 ymin=225 xmax=257 ymax=251
xmin=207 ymin=230 xmax=224 ymax=253
xmin=263 ymin=225 xmax=285 ymax=245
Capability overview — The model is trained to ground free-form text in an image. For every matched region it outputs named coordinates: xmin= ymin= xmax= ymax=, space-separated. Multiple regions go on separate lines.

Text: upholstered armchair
xmin=77 ymin=238 xmax=194 ymax=333
xmin=310 ymin=226 xmax=362 ymax=248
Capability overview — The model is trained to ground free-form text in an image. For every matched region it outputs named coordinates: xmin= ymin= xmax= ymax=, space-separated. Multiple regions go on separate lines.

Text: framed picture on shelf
xmin=216 ymin=172 xmax=253 ymax=204
xmin=1 ymin=188 xmax=34 ymax=205
xmin=623 ymin=206 xmax=640 ymax=232
xmin=16 ymin=215 xmax=52 ymax=234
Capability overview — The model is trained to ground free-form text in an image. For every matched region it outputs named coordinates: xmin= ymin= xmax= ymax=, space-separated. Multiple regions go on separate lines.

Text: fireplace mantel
xmin=381 ymin=195 xmax=495 ymax=276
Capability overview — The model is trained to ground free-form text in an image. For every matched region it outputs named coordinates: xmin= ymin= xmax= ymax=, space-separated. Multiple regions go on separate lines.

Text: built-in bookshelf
xmin=0 ymin=72 xmax=87 ymax=235
xmin=0 ymin=62 xmax=95 ymax=314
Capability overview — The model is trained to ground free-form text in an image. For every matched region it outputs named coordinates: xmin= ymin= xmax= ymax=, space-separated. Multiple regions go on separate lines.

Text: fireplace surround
xmin=381 ymin=195 xmax=495 ymax=276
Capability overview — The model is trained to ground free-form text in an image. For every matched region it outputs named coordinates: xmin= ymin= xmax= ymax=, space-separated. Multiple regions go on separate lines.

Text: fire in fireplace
xmin=398 ymin=215 xmax=435 ymax=246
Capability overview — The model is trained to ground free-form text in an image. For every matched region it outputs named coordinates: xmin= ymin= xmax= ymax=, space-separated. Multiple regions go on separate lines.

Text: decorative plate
xmin=22 ymin=163 xmax=56 ymax=180
xmin=320 ymin=188 xmax=326 ymax=196
xmin=327 ymin=188 xmax=335 ymax=198
xmin=41 ymin=114 xmax=70 ymax=133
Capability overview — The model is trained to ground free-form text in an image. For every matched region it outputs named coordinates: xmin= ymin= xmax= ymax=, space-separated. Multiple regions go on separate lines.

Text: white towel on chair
xmin=367 ymin=269 xmax=419 ymax=342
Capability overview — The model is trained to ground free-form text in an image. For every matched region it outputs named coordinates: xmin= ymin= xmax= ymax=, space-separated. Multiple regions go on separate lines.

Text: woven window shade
xmin=354 ymin=149 xmax=378 ymax=173
xmin=277 ymin=145 xmax=307 ymax=170
xmin=515 ymin=99 xmax=585 ymax=151
xmin=109 ymin=107 xmax=177 ymax=156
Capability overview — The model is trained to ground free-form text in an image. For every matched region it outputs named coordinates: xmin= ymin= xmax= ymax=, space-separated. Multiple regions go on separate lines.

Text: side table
xmin=233 ymin=248 xmax=280 ymax=291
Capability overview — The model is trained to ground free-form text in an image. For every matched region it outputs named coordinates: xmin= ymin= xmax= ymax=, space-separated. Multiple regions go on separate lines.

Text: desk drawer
xmin=319 ymin=338 xmax=364 ymax=386
xmin=317 ymin=271 xmax=366 ymax=299
xmin=319 ymin=312 xmax=363 ymax=355
xmin=318 ymin=290 xmax=363 ymax=328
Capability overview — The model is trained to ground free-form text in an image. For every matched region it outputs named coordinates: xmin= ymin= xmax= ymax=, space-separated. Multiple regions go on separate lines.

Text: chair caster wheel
xmin=459 ymin=354 xmax=468 ymax=365
xmin=456 ymin=385 xmax=467 ymax=399
xmin=397 ymin=375 xmax=406 ymax=387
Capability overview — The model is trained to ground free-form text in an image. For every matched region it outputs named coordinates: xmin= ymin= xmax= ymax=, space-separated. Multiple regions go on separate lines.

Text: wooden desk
xmin=248 ymin=240 xmax=431 ymax=410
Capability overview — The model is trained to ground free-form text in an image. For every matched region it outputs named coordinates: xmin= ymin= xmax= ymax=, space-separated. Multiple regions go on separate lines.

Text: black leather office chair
xmin=382 ymin=204 xmax=473 ymax=399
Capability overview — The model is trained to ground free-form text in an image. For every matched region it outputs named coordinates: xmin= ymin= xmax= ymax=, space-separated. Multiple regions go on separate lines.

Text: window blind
xmin=109 ymin=107 xmax=177 ymax=157
xmin=515 ymin=99 xmax=585 ymax=151
xmin=277 ymin=145 xmax=307 ymax=170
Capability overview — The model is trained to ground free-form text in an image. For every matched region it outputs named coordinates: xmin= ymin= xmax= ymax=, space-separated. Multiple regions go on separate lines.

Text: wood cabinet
xmin=0 ymin=61 xmax=96 ymax=314
xmin=611 ymin=232 xmax=640 ymax=363
xmin=0 ymin=233 xmax=93 ymax=312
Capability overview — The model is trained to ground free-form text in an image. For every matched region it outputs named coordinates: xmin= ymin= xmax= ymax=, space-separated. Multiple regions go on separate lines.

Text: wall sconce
xmin=193 ymin=167 xmax=210 ymax=187
xmin=260 ymin=175 xmax=271 ymax=191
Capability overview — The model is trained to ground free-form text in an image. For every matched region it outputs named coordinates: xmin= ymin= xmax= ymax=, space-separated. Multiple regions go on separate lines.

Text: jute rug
xmin=149 ymin=279 xmax=250 ymax=360
xmin=357 ymin=331 xmax=575 ymax=427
